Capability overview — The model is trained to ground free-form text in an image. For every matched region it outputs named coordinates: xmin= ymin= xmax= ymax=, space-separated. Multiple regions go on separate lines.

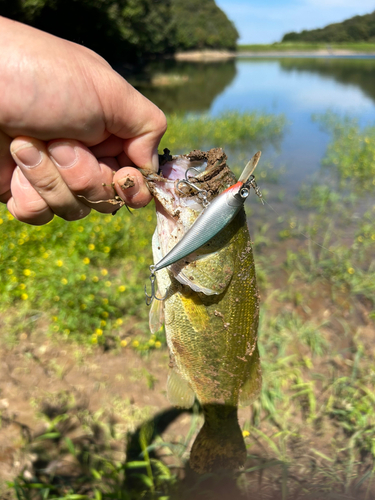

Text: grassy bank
xmin=238 ymin=42 xmax=375 ymax=52
xmin=1 ymin=112 xmax=375 ymax=499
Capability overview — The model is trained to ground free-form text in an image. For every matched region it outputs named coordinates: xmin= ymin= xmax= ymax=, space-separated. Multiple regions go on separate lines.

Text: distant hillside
xmin=282 ymin=10 xmax=375 ymax=43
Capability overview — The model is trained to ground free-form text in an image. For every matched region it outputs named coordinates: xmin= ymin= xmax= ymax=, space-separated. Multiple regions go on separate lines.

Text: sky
xmin=215 ymin=0 xmax=375 ymax=44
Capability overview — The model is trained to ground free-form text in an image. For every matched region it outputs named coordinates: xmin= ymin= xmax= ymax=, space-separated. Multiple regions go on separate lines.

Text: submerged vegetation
xmin=1 ymin=111 xmax=375 ymax=498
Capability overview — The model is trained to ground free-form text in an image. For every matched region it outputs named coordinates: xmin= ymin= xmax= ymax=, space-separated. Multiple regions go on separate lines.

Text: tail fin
xmin=189 ymin=404 xmax=246 ymax=474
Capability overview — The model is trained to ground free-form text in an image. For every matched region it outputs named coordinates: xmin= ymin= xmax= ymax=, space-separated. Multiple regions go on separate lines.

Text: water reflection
xmin=128 ymin=56 xmax=375 ymax=197
xmin=279 ymin=57 xmax=375 ymax=105
xmin=128 ymin=60 xmax=237 ymax=114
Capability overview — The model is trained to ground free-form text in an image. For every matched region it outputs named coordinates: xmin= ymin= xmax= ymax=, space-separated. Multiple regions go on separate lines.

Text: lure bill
xmin=145 ymin=148 xmax=262 ymax=473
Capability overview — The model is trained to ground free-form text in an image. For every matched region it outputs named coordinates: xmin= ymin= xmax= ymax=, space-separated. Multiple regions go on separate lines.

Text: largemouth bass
xmin=146 ymin=148 xmax=262 ymax=474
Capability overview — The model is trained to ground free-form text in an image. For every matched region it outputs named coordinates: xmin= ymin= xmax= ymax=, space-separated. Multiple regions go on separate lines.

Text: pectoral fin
xmin=171 ymin=243 xmax=235 ymax=295
xmin=167 ymin=368 xmax=195 ymax=409
xmin=149 ymin=296 xmax=164 ymax=334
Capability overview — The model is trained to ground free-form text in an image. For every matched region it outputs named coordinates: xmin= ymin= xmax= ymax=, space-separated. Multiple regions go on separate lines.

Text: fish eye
xmin=240 ymin=187 xmax=249 ymax=198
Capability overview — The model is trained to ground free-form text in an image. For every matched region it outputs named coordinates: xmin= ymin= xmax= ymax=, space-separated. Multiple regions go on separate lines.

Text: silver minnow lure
xmin=153 ymin=151 xmax=262 ymax=273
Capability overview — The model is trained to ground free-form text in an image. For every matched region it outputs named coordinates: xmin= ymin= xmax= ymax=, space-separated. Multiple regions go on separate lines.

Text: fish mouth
xmin=146 ymin=148 xmax=237 ymax=206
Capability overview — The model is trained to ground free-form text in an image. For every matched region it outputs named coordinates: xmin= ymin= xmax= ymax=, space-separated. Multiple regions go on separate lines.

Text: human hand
xmin=0 ymin=16 xmax=167 ymax=225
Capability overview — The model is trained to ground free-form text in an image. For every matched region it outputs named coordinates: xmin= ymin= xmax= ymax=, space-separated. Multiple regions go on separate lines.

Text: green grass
xmin=2 ymin=111 xmax=375 ymax=498
xmin=160 ymin=111 xmax=286 ymax=153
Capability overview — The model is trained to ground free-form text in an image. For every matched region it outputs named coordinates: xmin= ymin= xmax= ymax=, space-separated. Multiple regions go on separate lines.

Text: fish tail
xmin=189 ymin=404 xmax=246 ymax=474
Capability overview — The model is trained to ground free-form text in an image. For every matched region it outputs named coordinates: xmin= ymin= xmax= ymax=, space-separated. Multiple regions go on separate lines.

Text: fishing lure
xmin=145 ymin=151 xmax=263 ymax=304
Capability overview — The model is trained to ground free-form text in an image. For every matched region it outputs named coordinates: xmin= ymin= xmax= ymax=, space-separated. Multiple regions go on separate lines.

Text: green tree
xmin=170 ymin=0 xmax=238 ymax=51
xmin=282 ymin=10 xmax=375 ymax=43
xmin=0 ymin=0 xmax=238 ymax=63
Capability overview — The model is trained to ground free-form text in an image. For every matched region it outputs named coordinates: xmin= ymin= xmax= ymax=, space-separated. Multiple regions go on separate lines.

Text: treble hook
xmin=248 ymin=175 xmax=264 ymax=205
xmin=144 ymin=265 xmax=167 ymax=306
xmin=176 ymin=167 xmax=210 ymax=208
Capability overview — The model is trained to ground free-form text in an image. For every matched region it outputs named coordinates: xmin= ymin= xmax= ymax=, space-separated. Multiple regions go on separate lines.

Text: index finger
xmin=97 ymin=73 xmax=167 ymax=172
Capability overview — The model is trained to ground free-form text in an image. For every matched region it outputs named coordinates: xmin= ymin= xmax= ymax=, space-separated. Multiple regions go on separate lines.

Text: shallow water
xmin=131 ymin=56 xmax=375 ymax=200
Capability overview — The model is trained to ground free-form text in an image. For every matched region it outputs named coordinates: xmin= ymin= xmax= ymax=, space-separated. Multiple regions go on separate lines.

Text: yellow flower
xmin=23 ymin=269 xmax=31 ymax=276
xmin=372 ymin=234 xmax=375 ymax=241
xmin=77 ymin=225 xmax=84 ymax=232
xmin=43 ymin=252 xmax=49 ymax=259
xmin=155 ymin=341 xmax=161 ymax=349
xmin=52 ymin=325 xmax=59 ymax=332
xmin=116 ymin=318 xmax=123 ymax=326
xmin=64 ymin=329 xmax=70 ymax=335
xmin=18 ymin=239 xmax=24 ymax=245
xmin=81 ymin=274 xmax=87 ymax=281
xmin=101 ymin=268 xmax=108 ymax=276
xmin=53 ymin=296 xmax=60 ymax=302
xmin=56 ymin=260 xmax=63 ymax=267
xmin=52 ymin=316 xmax=58 ymax=322
xmin=21 ymin=293 xmax=28 ymax=300
xmin=132 ymin=340 xmax=139 ymax=348
xmin=121 ymin=340 xmax=128 ymax=347
xmin=0 ymin=218 xmax=3 ymax=225
xmin=83 ymin=257 xmax=90 ymax=264
xmin=102 ymin=298 xmax=108 ymax=305
xmin=118 ymin=285 xmax=126 ymax=292
xmin=242 ymin=430 xmax=250 ymax=438
xmin=19 ymin=283 xmax=26 ymax=290
xmin=91 ymin=335 xmax=98 ymax=344
xmin=357 ymin=236 xmax=363 ymax=242
xmin=6 ymin=269 xmax=13 ymax=275
xmin=7 ymin=213 xmax=14 ymax=220
xmin=149 ymin=339 xmax=155 ymax=347
xmin=89 ymin=294 xmax=95 ymax=300
xmin=9 ymin=243 xmax=15 ymax=249
xmin=61 ymin=278 xmax=68 ymax=285
xmin=100 ymin=320 xmax=106 ymax=327
xmin=104 ymin=246 xmax=110 ymax=253
xmin=88 ymin=244 xmax=95 ymax=250
xmin=105 ymin=281 xmax=111 ymax=287
xmin=102 ymin=311 xmax=109 ymax=318
xmin=92 ymin=276 xmax=99 ymax=282
xmin=95 ymin=328 xmax=103 ymax=336
xmin=80 ymin=304 xmax=87 ymax=310
xmin=347 ymin=267 xmax=355 ymax=275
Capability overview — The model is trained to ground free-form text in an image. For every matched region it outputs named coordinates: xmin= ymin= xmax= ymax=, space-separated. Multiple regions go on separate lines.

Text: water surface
xmin=130 ymin=56 xmax=375 ymax=201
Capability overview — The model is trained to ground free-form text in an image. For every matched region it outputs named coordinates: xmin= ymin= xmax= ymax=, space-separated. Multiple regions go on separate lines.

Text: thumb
xmin=98 ymin=71 xmax=167 ymax=172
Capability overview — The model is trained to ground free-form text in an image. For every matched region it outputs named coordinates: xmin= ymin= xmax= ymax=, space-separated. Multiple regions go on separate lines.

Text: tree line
xmin=282 ymin=10 xmax=375 ymax=43
xmin=0 ymin=0 xmax=238 ymax=63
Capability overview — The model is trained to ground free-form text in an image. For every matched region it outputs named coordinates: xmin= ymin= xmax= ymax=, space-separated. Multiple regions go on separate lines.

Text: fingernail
xmin=118 ymin=175 xmax=136 ymax=191
xmin=12 ymin=141 xmax=42 ymax=168
xmin=48 ymin=142 xmax=78 ymax=168
xmin=16 ymin=167 xmax=30 ymax=187
xmin=151 ymin=149 xmax=160 ymax=172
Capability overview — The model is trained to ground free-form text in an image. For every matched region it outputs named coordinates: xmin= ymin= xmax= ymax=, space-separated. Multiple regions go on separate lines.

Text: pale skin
xmin=0 ymin=16 xmax=167 ymax=225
